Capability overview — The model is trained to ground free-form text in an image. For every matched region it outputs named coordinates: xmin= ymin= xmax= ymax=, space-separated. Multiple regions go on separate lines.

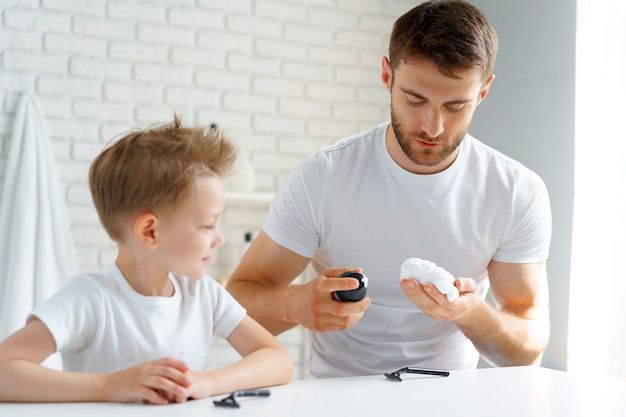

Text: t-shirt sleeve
xmin=29 ymin=275 xmax=100 ymax=353
xmin=263 ymin=151 xmax=326 ymax=258
xmin=493 ymin=168 xmax=552 ymax=263
xmin=209 ymin=280 xmax=247 ymax=339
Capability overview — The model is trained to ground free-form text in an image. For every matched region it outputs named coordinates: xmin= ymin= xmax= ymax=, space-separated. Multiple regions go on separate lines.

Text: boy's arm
xmin=0 ymin=318 xmax=190 ymax=404
xmin=180 ymin=315 xmax=293 ymax=401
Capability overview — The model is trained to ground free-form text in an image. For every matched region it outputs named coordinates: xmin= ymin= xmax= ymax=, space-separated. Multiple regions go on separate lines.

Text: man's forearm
xmin=454 ymin=300 xmax=550 ymax=367
xmin=226 ymin=280 xmax=300 ymax=336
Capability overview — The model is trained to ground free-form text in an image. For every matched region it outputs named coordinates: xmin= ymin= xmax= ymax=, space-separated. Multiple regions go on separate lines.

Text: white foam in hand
xmin=400 ymin=258 xmax=459 ymax=302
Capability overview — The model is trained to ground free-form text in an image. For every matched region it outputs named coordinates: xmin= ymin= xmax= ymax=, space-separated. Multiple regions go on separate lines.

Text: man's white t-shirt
xmin=264 ymin=122 xmax=552 ymax=378
xmin=30 ymin=263 xmax=246 ymax=373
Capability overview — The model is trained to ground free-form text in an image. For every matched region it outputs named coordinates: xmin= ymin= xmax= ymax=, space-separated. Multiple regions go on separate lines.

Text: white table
xmin=1 ymin=366 xmax=624 ymax=416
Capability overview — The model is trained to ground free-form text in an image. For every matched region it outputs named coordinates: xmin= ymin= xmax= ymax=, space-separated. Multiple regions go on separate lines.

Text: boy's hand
xmin=104 ymin=357 xmax=191 ymax=405
xmin=169 ymin=370 xmax=212 ymax=403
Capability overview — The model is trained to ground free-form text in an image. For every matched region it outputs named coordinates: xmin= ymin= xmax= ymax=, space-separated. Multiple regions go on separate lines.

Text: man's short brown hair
xmin=389 ymin=0 xmax=498 ymax=80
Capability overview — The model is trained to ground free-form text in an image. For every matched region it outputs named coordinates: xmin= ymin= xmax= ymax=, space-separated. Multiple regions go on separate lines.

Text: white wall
xmin=470 ymin=0 xmax=576 ymax=371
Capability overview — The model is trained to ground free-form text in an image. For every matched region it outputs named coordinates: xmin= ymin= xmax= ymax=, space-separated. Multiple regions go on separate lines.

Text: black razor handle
xmin=333 ymin=271 xmax=368 ymax=302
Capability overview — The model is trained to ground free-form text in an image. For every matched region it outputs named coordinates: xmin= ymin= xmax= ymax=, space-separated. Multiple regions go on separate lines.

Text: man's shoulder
xmin=291 ymin=122 xmax=387 ymax=179
xmin=464 ymin=135 xmax=546 ymax=190
xmin=321 ymin=122 xmax=388 ymax=156
xmin=466 ymin=135 xmax=515 ymax=162
xmin=465 ymin=135 xmax=534 ymax=173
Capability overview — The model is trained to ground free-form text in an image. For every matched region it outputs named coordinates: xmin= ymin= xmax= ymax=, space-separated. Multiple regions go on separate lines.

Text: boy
xmin=0 ymin=115 xmax=293 ymax=404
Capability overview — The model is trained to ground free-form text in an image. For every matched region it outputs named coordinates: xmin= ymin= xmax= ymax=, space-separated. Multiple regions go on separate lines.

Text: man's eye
xmin=406 ymin=98 xmax=422 ymax=107
xmin=446 ymin=105 xmax=464 ymax=113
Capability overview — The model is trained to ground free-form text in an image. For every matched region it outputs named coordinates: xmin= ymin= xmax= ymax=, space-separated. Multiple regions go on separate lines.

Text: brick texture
xmin=0 ymin=0 xmax=414 ymax=379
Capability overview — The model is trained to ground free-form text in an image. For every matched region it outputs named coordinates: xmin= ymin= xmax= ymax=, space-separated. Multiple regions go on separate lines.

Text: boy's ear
xmin=133 ymin=212 xmax=159 ymax=249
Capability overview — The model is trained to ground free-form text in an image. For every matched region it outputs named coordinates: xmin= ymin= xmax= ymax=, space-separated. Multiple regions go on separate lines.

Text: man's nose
xmin=421 ymin=109 xmax=444 ymax=138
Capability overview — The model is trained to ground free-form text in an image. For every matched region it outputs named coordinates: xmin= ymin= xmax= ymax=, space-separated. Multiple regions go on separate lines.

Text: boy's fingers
xmin=154 ymin=357 xmax=189 ymax=372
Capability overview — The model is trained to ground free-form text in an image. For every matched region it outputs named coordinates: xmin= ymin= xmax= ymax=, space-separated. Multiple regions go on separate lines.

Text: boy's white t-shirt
xmin=30 ymin=263 xmax=246 ymax=373
xmin=264 ymin=122 xmax=552 ymax=377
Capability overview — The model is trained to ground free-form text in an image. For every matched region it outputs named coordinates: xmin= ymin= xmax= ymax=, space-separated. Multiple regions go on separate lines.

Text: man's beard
xmin=390 ymin=104 xmax=466 ymax=167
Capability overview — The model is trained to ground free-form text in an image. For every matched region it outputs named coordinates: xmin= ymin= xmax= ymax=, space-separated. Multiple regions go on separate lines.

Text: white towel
xmin=400 ymin=257 xmax=459 ymax=302
xmin=0 ymin=91 xmax=78 ymax=345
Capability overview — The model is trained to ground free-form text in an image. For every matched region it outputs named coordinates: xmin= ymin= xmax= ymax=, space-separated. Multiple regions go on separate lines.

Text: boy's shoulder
xmin=64 ymin=267 xmax=229 ymax=305
xmin=68 ymin=264 xmax=118 ymax=291
xmin=49 ymin=264 xmax=124 ymax=307
xmin=169 ymin=272 xmax=226 ymax=297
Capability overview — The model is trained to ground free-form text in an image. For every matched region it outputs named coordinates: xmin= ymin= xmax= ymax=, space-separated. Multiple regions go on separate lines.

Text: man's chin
xmin=411 ymin=154 xmax=446 ymax=167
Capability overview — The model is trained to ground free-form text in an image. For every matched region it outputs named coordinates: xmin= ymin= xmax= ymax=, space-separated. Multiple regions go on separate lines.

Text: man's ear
xmin=478 ymin=74 xmax=496 ymax=104
xmin=381 ymin=56 xmax=393 ymax=92
xmin=133 ymin=212 xmax=159 ymax=250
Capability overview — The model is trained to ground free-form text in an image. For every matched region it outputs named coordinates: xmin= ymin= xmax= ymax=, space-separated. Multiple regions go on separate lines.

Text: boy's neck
xmin=115 ymin=252 xmax=174 ymax=297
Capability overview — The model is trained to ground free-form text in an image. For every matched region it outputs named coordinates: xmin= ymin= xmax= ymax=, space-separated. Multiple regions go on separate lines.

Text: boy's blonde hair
xmin=89 ymin=114 xmax=238 ymax=240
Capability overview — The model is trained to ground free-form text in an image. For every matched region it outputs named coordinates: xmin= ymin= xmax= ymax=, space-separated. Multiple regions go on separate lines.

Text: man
xmin=227 ymin=0 xmax=551 ymax=378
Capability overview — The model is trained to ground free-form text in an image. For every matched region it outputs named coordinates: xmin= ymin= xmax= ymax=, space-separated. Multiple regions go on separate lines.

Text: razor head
xmin=384 ymin=366 xmax=449 ymax=382
xmin=213 ymin=389 xmax=271 ymax=408
xmin=384 ymin=371 xmax=403 ymax=382
xmin=214 ymin=393 xmax=240 ymax=408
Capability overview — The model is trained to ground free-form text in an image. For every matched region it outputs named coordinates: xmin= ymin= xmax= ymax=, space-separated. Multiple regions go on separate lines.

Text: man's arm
xmin=226 ymin=231 xmax=371 ymax=335
xmin=400 ymin=260 xmax=550 ymax=366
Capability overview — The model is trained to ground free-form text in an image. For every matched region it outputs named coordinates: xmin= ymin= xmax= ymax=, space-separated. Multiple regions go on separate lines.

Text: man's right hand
xmin=288 ymin=268 xmax=371 ymax=332
xmin=227 ymin=231 xmax=371 ymax=335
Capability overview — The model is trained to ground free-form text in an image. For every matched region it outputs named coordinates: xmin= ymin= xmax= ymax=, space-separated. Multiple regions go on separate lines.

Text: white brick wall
xmin=0 ymin=0 xmax=416 ymax=379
